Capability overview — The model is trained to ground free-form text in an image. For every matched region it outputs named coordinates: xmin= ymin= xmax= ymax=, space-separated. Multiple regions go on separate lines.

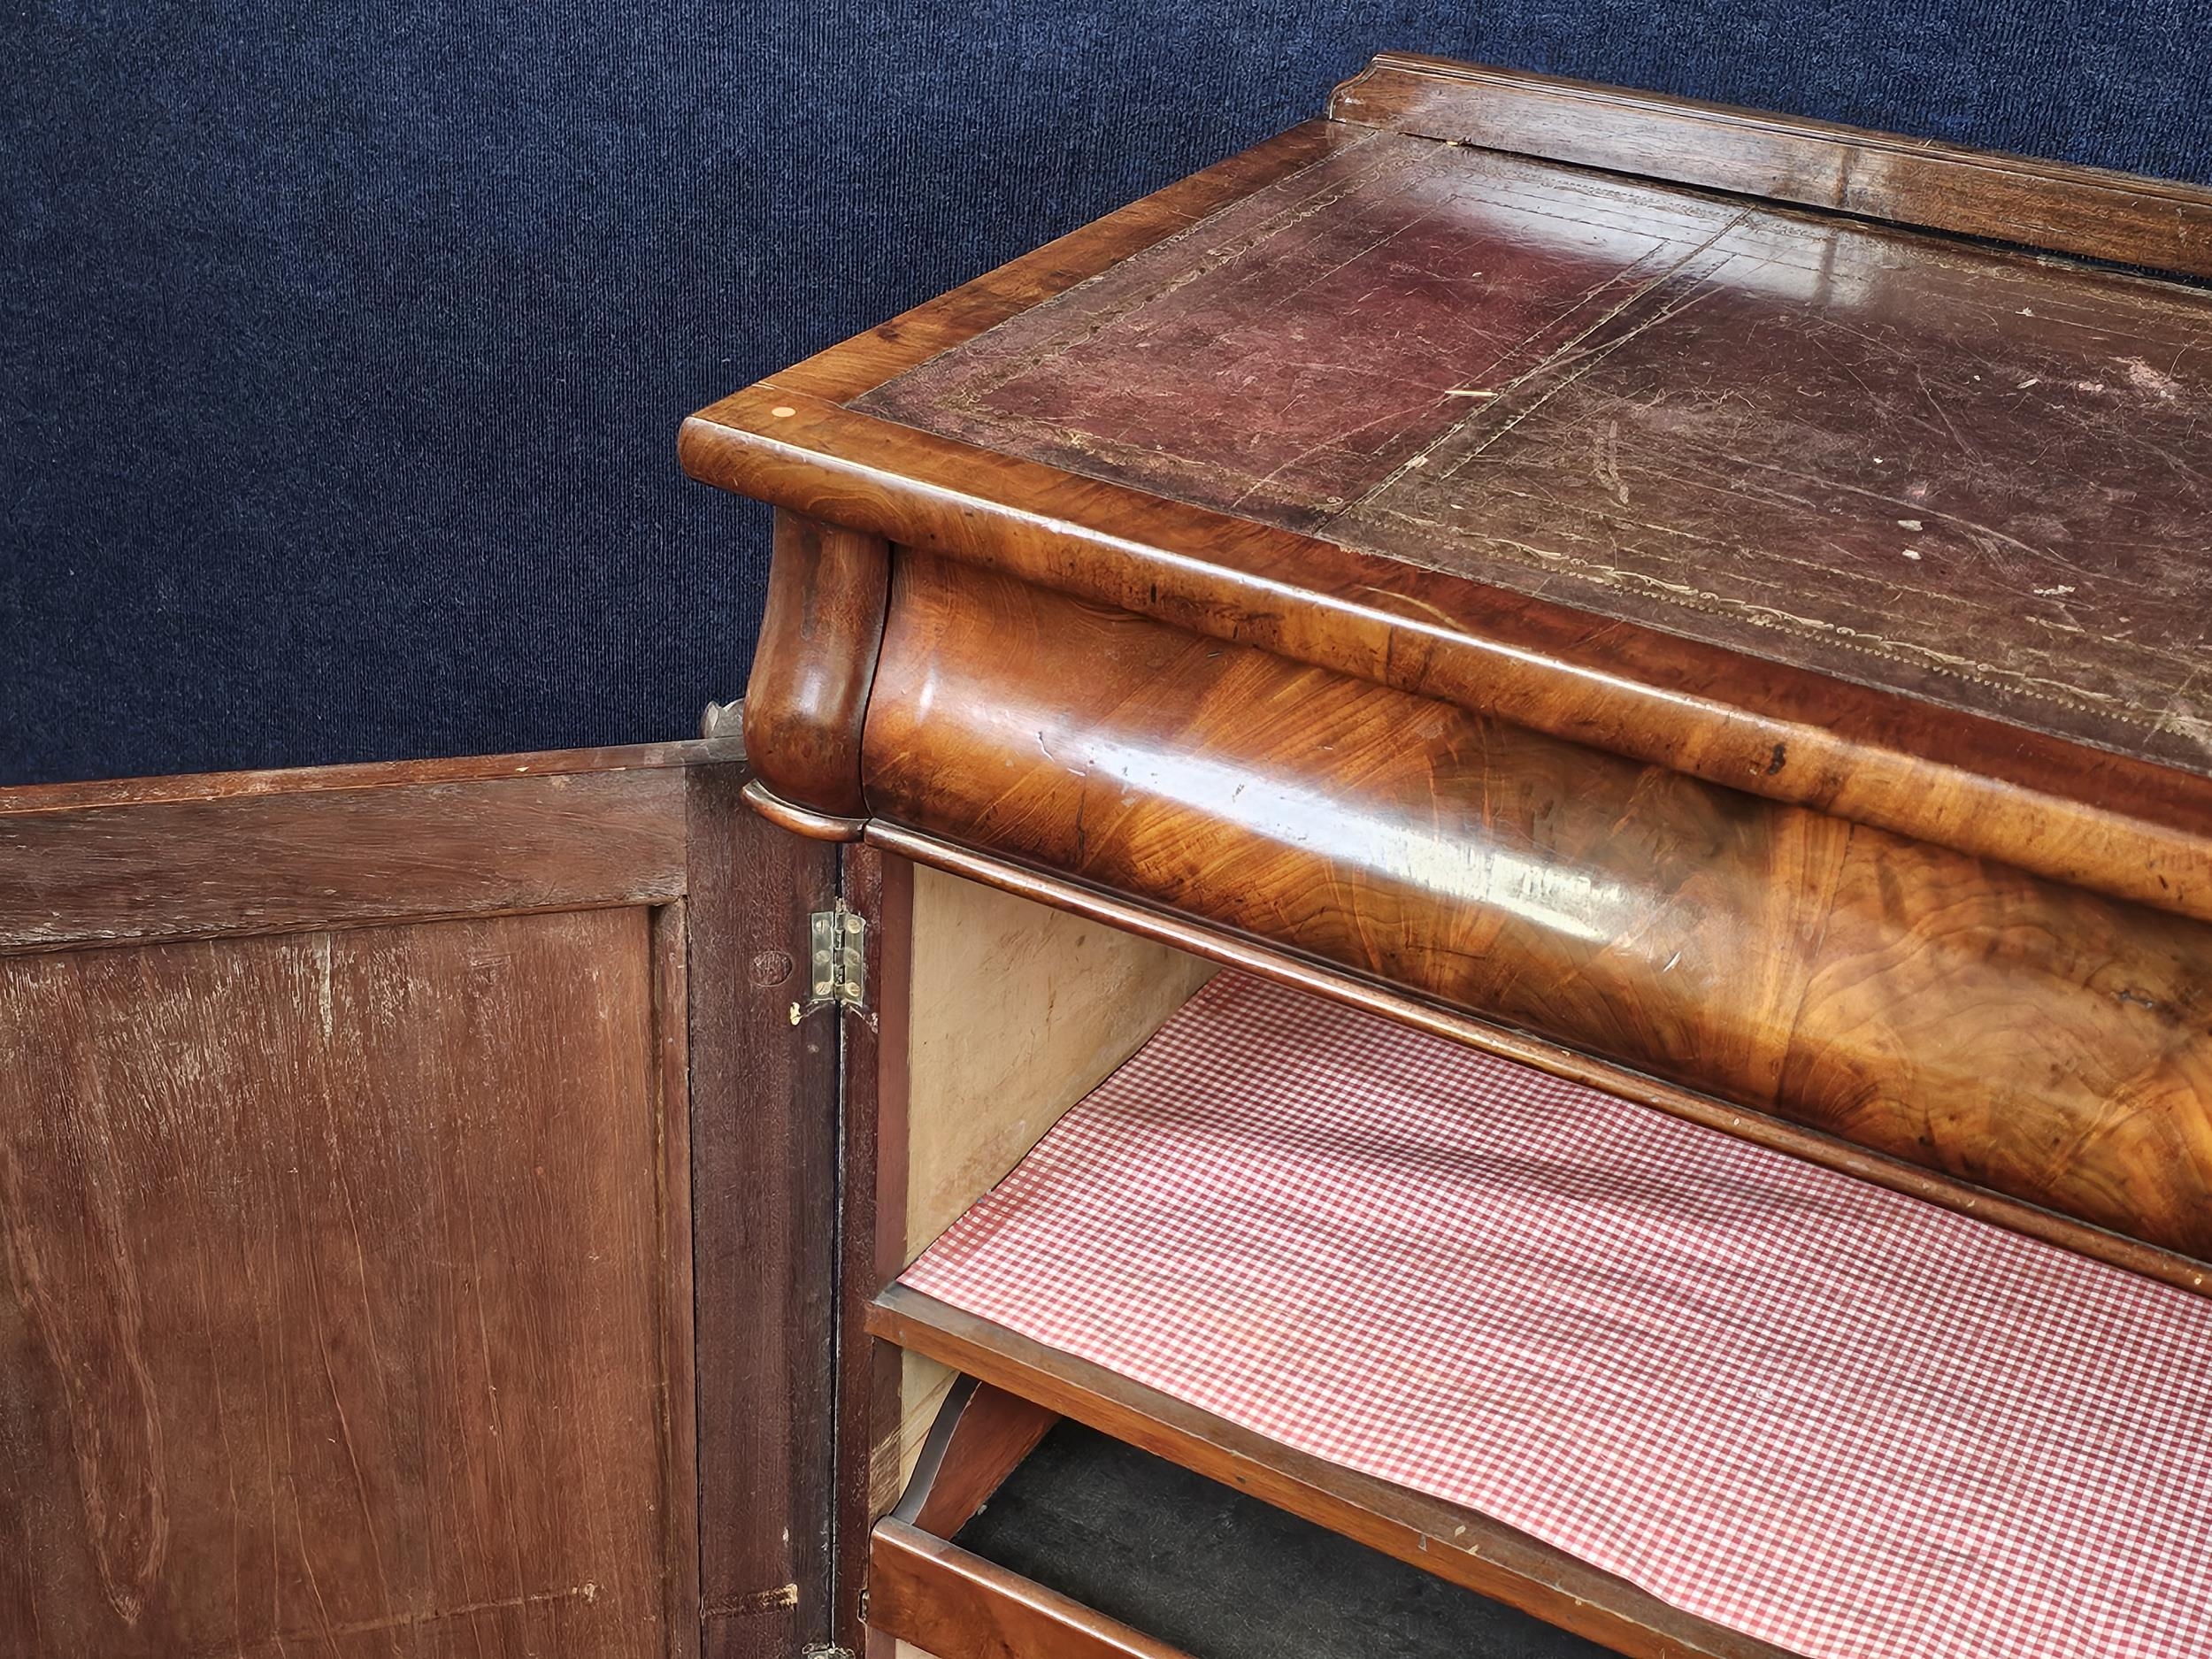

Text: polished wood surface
xmin=0 ymin=753 xmax=710 ymax=1659
xmin=864 ymin=549 xmax=2212 ymax=1264
xmin=686 ymin=374 xmax=2212 ymax=934
xmin=765 ymin=119 xmax=1358 ymax=409
xmin=871 ymin=1288 xmax=1793 ymax=1659
xmin=667 ymin=55 xmax=2212 ymax=1659
xmin=862 ymin=126 xmax=2212 ymax=782
xmin=741 ymin=510 xmax=891 ymax=825
xmin=688 ymin=65 xmax=2212 ymax=1642
xmin=865 ymin=821 xmax=2212 ymax=1299
xmin=683 ymin=59 xmax=2212 ymax=924
xmin=870 ymin=1521 xmax=1192 ymax=1659
xmin=1333 ymin=52 xmax=2212 ymax=277
xmin=741 ymin=776 xmax=872 ymax=842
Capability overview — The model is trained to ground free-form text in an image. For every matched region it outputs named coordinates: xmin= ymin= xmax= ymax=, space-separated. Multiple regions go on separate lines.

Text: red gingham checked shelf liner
xmin=901 ymin=973 xmax=2212 ymax=1659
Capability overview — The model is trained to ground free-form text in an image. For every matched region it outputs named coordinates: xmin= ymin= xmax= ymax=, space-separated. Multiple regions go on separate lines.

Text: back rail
xmin=1331 ymin=52 xmax=2212 ymax=279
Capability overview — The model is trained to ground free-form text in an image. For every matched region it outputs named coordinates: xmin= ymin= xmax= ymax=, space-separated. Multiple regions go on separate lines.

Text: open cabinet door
xmin=0 ymin=741 xmax=840 ymax=1659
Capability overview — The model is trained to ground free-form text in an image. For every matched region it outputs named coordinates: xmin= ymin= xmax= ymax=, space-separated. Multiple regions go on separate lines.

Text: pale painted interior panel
xmin=888 ymin=864 xmax=1214 ymax=1495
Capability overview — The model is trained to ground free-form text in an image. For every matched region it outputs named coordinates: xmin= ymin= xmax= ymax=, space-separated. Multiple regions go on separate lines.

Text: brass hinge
xmin=791 ymin=900 xmax=867 ymax=1023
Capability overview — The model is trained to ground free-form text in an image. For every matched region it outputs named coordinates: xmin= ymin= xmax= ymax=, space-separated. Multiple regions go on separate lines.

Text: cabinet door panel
xmin=0 ymin=743 xmax=836 ymax=1659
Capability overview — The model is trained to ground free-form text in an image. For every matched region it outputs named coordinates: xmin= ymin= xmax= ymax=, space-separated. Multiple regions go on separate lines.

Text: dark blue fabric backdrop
xmin=5 ymin=3 xmax=2208 ymax=784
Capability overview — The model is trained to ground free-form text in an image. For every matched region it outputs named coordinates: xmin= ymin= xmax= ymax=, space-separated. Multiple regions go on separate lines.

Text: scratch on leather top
xmin=857 ymin=128 xmax=2212 ymax=777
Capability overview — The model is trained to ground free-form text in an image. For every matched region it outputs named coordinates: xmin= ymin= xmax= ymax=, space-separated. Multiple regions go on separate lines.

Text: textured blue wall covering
xmin=4 ymin=4 xmax=2208 ymax=783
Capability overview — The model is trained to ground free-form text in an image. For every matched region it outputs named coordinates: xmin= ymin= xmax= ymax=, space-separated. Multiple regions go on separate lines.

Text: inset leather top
xmin=861 ymin=127 xmax=2212 ymax=779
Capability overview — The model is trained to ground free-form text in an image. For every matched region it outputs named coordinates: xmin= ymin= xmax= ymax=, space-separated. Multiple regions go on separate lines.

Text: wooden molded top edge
xmin=681 ymin=390 xmax=2212 ymax=926
xmin=1329 ymin=52 xmax=2212 ymax=278
xmin=752 ymin=119 xmax=1356 ymax=410
xmin=0 ymin=737 xmax=738 ymax=818
xmin=682 ymin=58 xmax=2212 ymax=912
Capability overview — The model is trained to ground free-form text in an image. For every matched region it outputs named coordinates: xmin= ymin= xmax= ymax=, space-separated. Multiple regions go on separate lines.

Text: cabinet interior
xmin=885 ymin=863 xmax=1216 ymax=1502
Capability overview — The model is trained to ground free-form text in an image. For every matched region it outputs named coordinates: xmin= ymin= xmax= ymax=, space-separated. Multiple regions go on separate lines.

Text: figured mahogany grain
xmin=685 ymin=58 xmax=2212 ymax=925
xmin=688 ymin=387 xmax=2212 ymax=930
xmin=742 ymin=511 xmax=892 ymax=823
xmin=864 ymin=820 xmax=2212 ymax=1299
xmin=861 ymin=549 xmax=2212 ymax=1263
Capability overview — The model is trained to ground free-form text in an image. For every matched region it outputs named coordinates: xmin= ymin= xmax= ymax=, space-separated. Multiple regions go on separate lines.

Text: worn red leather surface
xmin=861 ymin=128 xmax=2212 ymax=776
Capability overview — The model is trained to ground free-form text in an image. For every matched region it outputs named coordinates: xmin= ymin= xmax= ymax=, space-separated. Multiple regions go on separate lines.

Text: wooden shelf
xmin=872 ymin=1519 xmax=1190 ymax=1659
xmin=869 ymin=1285 xmax=1795 ymax=1659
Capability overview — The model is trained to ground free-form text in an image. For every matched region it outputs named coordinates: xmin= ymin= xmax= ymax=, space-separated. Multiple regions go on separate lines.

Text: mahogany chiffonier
xmin=6 ymin=50 xmax=2212 ymax=1659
